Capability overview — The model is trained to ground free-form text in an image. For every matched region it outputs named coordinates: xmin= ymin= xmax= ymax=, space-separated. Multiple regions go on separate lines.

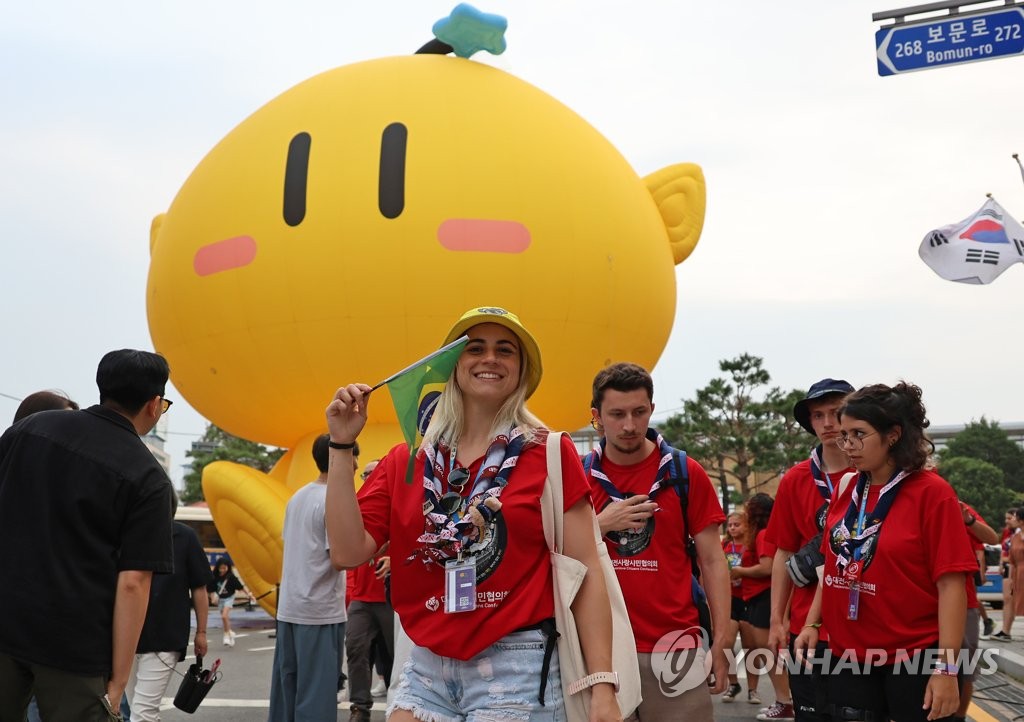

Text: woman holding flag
xmin=795 ymin=383 xmax=976 ymax=722
xmin=324 ymin=306 xmax=622 ymax=722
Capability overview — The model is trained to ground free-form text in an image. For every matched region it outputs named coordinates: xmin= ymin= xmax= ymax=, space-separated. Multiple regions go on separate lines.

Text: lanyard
xmin=842 ymin=468 xmax=907 ymax=621
xmin=840 ymin=468 xmax=909 ymax=569
xmin=852 ymin=487 xmax=871 ymax=562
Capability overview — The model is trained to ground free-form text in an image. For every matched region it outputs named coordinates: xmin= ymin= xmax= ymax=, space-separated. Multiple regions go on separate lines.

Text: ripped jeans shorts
xmin=388 ymin=628 xmax=566 ymax=722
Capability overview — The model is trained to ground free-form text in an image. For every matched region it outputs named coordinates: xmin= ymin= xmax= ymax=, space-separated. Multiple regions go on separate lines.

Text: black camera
xmin=785 ymin=533 xmax=824 ymax=587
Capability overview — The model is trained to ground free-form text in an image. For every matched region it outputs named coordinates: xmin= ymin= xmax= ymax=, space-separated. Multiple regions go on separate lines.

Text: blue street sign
xmin=876 ymin=5 xmax=1024 ymax=76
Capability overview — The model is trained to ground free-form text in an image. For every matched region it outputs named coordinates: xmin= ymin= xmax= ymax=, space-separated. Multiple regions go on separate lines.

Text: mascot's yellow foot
xmin=202 ymin=461 xmax=290 ymax=614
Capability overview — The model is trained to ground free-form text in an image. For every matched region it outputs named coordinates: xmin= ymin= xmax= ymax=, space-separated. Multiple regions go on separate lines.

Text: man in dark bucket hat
xmin=761 ymin=378 xmax=854 ymax=721
xmin=793 ymin=379 xmax=856 ymax=436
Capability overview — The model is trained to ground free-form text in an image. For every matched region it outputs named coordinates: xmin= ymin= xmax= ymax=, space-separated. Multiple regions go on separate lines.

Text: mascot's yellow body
xmin=147 ymin=52 xmax=705 ymax=612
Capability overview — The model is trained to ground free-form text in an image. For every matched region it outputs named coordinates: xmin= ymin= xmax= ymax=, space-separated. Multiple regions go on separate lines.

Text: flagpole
xmin=367 ymin=335 xmax=469 ymax=393
xmin=1014 ymin=153 xmax=1024 ymax=189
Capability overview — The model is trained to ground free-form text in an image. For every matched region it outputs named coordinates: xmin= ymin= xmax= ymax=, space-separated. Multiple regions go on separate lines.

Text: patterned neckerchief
xmin=833 ymin=468 xmax=910 ymax=573
xmin=809 ymin=444 xmax=835 ymax=502
xmin=586 ymin=427 xmax=680 ymax=501
xmin=411 ymin=426 xmax=530 ymax=565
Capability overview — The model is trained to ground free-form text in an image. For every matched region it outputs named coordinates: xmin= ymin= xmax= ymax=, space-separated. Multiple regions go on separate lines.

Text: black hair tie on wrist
xmin=328 ymin=440 xmax=356 ymax=450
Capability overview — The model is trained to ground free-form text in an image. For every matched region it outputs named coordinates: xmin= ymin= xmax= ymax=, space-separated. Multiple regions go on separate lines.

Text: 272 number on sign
xmin=995 ymin=24 xmax=1022 ymax=41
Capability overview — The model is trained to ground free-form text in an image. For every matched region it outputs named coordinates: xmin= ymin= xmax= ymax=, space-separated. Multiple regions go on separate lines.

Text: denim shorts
xmin=217 ymin=594 xmax=235 ymax=610
xmin=388 ymin=628 xmax=566 ymax=721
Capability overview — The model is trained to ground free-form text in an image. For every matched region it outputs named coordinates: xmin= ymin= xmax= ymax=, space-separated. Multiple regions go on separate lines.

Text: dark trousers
xmin=345 ymin=600 xmax=395 ymax=712
xmin=788 ymin=635 xmax=829 ymax=722
xmin=0 ymin=652 xmax=116 ymax=722
xmin=824 ymin=645 xmax=961 ymax=722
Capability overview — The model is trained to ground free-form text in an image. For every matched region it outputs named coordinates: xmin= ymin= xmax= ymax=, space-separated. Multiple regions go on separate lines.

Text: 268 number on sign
xmin=894 ymin=40 xmax=923 ymax=57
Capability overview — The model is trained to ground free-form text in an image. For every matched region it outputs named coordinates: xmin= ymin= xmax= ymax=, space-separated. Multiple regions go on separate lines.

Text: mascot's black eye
xmin=283 ymin=132 xmax=312 ymax=227
xmin=379 ymin=122 xmax=407 ymax=219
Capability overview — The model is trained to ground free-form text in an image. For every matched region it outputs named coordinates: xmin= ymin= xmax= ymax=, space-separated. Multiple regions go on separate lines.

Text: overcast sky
xmin=3 ymin=1 xmax=1023 ymax=484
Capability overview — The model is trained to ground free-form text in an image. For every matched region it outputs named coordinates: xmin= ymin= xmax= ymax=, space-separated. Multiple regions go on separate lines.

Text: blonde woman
xmin=325 ymin=307 xmax=622 ymax=722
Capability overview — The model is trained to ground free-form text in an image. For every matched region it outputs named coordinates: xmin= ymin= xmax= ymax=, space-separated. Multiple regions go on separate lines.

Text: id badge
xmin=847 ymin=584 xmax=860 ymax=621
xmin=445 ymin=557 xmax=476 ymax=614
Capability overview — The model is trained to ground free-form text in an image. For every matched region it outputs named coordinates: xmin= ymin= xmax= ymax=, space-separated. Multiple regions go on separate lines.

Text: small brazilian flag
xmin=379 ymin=335 xmax=469 ymax=454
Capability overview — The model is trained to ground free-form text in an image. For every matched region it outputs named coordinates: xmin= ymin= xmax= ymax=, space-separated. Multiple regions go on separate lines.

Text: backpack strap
xmin=671 ymin=449 xmax=701 ymax=579
xmin=583 ymin=451 xmax=594 ymax=476
xmin=671 ymin=449 xmax=690 ymax=514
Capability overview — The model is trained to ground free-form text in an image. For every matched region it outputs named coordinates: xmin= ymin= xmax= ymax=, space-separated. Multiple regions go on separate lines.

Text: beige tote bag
xmin=540 ymin=432 xmax=642 ymax=720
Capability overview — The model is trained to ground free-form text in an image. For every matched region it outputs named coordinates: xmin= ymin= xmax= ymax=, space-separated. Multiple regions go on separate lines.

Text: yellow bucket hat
xmin=442 ymin=306 xmax=543 ymax=399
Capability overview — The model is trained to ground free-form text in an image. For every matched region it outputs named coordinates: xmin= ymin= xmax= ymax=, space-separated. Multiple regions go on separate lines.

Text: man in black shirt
xmin=128 ymin=505 xmax=212 ymax=720
xmin=0 ymin=349 xmax=176 ymax=721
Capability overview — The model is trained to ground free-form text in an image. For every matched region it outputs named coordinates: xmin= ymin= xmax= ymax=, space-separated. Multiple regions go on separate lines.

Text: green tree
xmin=181 ymin=424 xmax=285 ymax=503
xmin=938 ymin=456 xmax=1016 ymax=527
xmin=941 ymin=417 xmax=1024 ymax=492
xmin=661 ymin=354 xmax=807 ymax=511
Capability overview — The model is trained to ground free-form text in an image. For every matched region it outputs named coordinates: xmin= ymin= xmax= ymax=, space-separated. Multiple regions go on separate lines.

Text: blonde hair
xmin=422 ymin=343 xmax=545 ymax=449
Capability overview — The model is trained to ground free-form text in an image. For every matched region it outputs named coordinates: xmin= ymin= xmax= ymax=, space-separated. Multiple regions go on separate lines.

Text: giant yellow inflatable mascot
xmin=147 ymin=4 xmax=706 ymax=613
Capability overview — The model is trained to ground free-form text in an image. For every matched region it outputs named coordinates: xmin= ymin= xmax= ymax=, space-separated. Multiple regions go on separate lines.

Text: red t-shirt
xmin=820 ymin=469 xmax=978 ymax=661
xmin=347 ymin=481 xmax=391 ymax=604
xmin=347 ymin=557 xmax=387 ymax=604
xmin=962 ymin=503 xmax=989 ymax=552
xmin=358 ymin=432 xmax=590 ymax=660
xmin=739 ymin=529 xmax=776 ymax=601
xmin=722 ymin=538 xmax=745 ymax=598
xmin=588 ymin=448 xmax=725 ymax=653
xmin=962 ymin=502 xmax=989 ymax=610
xmin=765 ymin=458 xmax=850 ymax=637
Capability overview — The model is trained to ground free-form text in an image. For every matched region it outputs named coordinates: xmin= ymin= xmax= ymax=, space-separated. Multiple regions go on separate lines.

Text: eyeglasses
xmin=834 ymin=430 xmax=877 ymax=451
xmin=439 ymin=467 xmax=471 ymax=516
xmin=160 ymin=397 xmax=173 ymax=414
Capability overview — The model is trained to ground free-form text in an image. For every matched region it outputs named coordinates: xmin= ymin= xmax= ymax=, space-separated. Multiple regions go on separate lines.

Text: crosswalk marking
xmin=158 ymin=698 xmax=389 ymax=710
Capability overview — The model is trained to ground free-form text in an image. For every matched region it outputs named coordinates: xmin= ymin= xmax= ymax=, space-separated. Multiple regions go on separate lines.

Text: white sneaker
xmin=225 ymin=632 xmax=235 ymax=647
xmin=371 ymin=679 xmax=387 ymax=697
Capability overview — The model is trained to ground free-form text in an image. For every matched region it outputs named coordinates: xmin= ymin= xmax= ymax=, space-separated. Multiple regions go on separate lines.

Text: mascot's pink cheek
xmin=437 ymin=219 xmax=531 ymax=253
xmin=193 ymin=236 xmax=258 ymax=276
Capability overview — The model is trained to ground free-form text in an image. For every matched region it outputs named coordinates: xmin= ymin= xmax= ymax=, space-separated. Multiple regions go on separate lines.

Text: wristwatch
xmin=567 ymin=671 xmax=620 ymax=695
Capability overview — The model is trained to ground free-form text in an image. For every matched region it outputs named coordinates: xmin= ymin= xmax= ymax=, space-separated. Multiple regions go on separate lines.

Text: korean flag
xmin=919 ymin=197 xmax=1024 ymax=284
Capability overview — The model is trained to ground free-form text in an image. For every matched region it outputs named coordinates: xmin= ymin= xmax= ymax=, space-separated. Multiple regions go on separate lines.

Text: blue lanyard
xmin=850 ymin=469 xmax=909 ymax=561
xmin=853 ymin=489 xmax=871 ymax=561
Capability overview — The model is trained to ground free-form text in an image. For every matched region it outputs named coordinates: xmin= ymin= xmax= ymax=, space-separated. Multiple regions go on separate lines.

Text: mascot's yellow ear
xmin=644 ymin=163 xmax=706 ymax=265
xmin=150 ymin=214 xmax=165 ymax=254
